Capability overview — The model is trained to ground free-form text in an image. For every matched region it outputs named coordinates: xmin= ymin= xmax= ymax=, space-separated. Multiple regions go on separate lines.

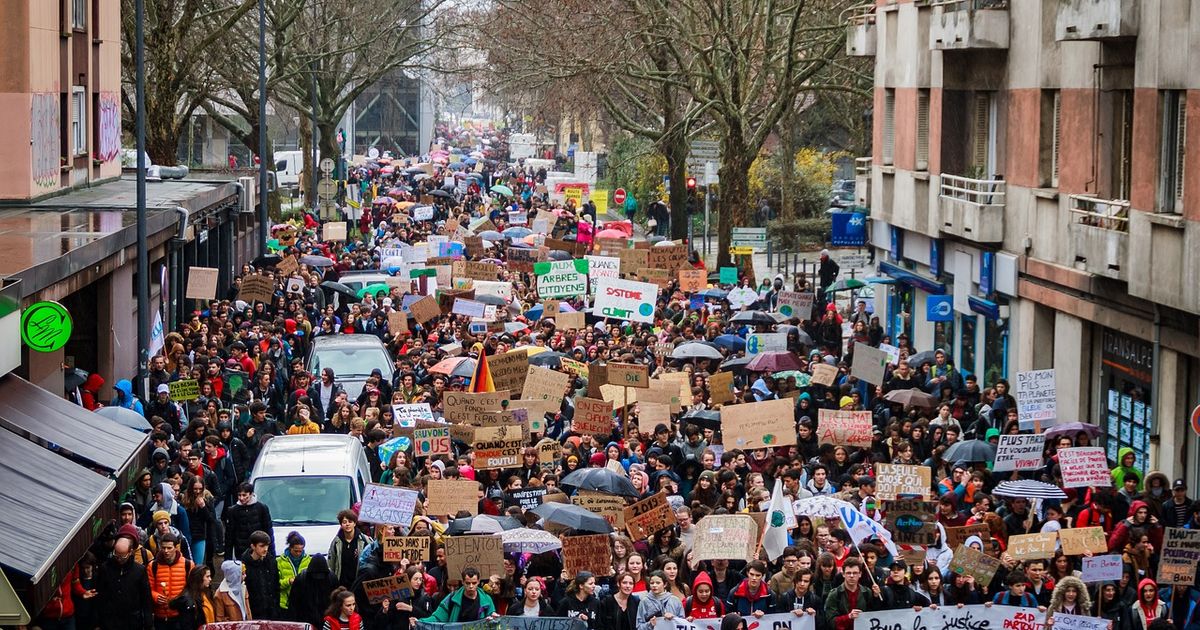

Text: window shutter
xmin=1051 ymin=92 xmax=1061 ymax=186
xmin=973 ymin=93 xmax=990 ymax=171
xmin=1176 ymin=94 xmax=1187 ymax=202
xmin=883 ymin=90 xmax=895 ymax=165
xmin=916 ymin=91 xmax=929 ymax=170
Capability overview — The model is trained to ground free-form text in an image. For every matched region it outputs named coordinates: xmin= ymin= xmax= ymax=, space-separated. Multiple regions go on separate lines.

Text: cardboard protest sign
xmin=534 ymin=259 xmax=589 ymax=299
xmin=810 ymin=363 xmax=839 ymax=387
xmin=992 ymin=434 xmax=1046 ymax=472
xmin=393 ymin=403 xmax=435 ymax=429
xmin=646 ymin=244 xmax=689 ymax=271
xmin=487 ymin=350 xmax=530 ymax=395
xmin=1081 ymin=554 xmax=1124 ymax=582
xmin=442 ymin=391 xmax=509 ymax=424
xmin=426 ymin=479 xmax=479 ymax=516
xmin=1058 ymin=447 xmax=1112 ymax=488
xmin=859 ymin=607 xmax=1043 ymax=630
xmin=678 ymin=269 xmax=706 ymax=292
xmin=884 ymin=500 xmax=938 ymax=546
xmin=656 ymin=614 xmax=814 ymax=630
xmin=408 ymin=295 xmax=442 ymax=324
xmin=1007 ymin=532 xmax=1059 ymax=561
xmin=708 ymin=370 xmax=735 ymax=405
xmin=638 ymin=402 xmax=672 ymax=434
xmin=1159 ymin=527 xmax=1200 ymax=585
xmin=691 ymin=515 xmax=759 ymax=562
xmin=950 ymin=544 xmax=1002 ymax=587
xmin=388 ymin=310 xmax=408 ymax=335
xmin=607 ymin=362 xmax=649 ymax=388
xmin=775 ymin=291 xmax=814 ymax=320
xmin=239 ymin=273 xmax=276 ymax=303
xmin=276 ymin=255 xmax=299 ymax=276
xmin=509 ymin=487 xmax=547 ymax=511
xmin=556 ymin=311 xmax=586 ymax=329
xmin=1052 ymin=614 xmax=1109 ymax=630
xmin=168 ymin=379 xmax=200 ymax=402
xmin=537 ymin=438 xmax=563 ymax=471
xmin=638 ymin=267 xmax=671 ymax=289
xmin=445 ymin=535 xmax=504 ymax=580
xmin=944 ymin=523 xmax=991 ymax=550
xmin=722 ymin=399 xmax=796 ymax=449
xmin=522 ymin=366 xmax=570 ymax=401
xmin=453 ymin=260 xmax=499 ymax=282
xmin=574 ymin=397 xmax=614 ymax=436
xmin=471 ymin=425 xmax=525 ymax=470
xmin=624 ymin=492 xmax=677 ymax=540
xmin=358 ymin=484 xmax=420 ymax=525
xmin=363 ymin=574 xmax=412 ymax=604
xmin=1059 ymin=526 xmax=1108 ymax=555
xmin=618 ymin=248 xmax=647 ymax=273
xmin=586 ymin=255 xmax=621 ymax=292
xmin=817 ymin=409 xmax=873 ymax=447
xmin=506 ymin=247 xmax=544 ymax=272
xmin=562 ymin=534 xmax=613 ymax=576
xmin=452 ymin=298 xmax=487 ymax=318
xmin=594 ymin=278 xmax=659 ymax=323
xmin=1016 ymin=369 xmax=1057 ymax=428
xmin=413 ymin=427 xmax=452 ymax=456
xmin=187 ymin=267 xmax=219 ymax=300
xmin=587 ymin=362 xmax=607 ymax=398
xmin=382 ymin=536 xmax=431 ymax=564
xmin=850 ymin=344 xmax=888 ymax=384
xmin=573 ymin=490 xmax=626 ymax=527
xmin=746 ymin=332 xmax=787 ymax=355
xmin=559 ymin=357 xmax=588 ymax=377
xmin=873 ymin=463 xmax=931 ymax=500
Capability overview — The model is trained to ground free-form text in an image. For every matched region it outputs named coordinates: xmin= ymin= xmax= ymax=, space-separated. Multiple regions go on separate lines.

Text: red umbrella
xmin=372 ymin=196 xmax=396 ymax=206
xmin=596 ymin=228 xmax=627 ymax=239
xmin=430 ymin=357 xmax=470 ymax=375
xmin=746 ymin=351 xmax=803 ymax=373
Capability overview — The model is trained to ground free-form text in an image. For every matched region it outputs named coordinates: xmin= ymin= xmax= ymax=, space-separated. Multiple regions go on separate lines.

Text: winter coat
xmin=556 ymin=593 xmax=601 ymax=628
xmin=114 ymin=379 xmax=145 ymax=415
xmin=147 ymin=554 xmax=194 ymax=619
xmin=824 ymin=583 xmax=883 ymax=630
xmin=96 ymin=558 xmax=152 ymax=630
xmin=169 ymin=590 xmax=213 ymax=630
xmin=223 ymin=497 xmax=274 ymax=557
xmin=327 ymin=529 xmax=371 ymax=587
xmin=685 ymin=573 xmax=725 ymax=619
xmin=1107 ymin=500 xmax=1163 ymax=553
xmin=277 ymin=551 xmax=312 ymax=610
xmin=215 ymin=560 xmax=250 ymax=622
xmin=422 ymin=586 xmax=496 ymax=623
xmin=1111 ymin=447 xmax=1144 ymax=491
xmin=635 ymin=590 xmax=685 ymax=630
xmin=598 ymin=594 xmax=641 ymax=630
xmin=82 ymin=373 xmax=105 ymax=411
xmin=1126 ymin=579 xmax=1167 ymax=630
xmin=241 ymin=549 xmax=281 ymax=621
xmin=289 ymin=556 xmax=338 ymax=626
xmin=726 ymin=578 xmax=776 ymax=617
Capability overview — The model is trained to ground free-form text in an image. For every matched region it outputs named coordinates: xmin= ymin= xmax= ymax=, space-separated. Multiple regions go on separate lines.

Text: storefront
xmin=1099 ymin=328 xmax=1154 ymax=468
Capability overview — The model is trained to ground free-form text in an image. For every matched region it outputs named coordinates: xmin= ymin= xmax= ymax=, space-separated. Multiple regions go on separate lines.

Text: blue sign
xmin=689 ymin=294 xmax=704 ymax=310
xmin=926 ymin=295 xmax=954 ymax=322
xmin=831 ymin=212 xmax=867 ymax=247
xmin=930 ymin=239 xmax=941 ymax=277
xmin=890 ymin=226 xmax=904 ymax=261
xmin=980 ymin=251 xmax=994 ymax=296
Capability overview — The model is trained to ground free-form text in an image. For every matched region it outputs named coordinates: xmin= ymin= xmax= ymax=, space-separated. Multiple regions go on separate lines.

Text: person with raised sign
xmin=421 ymin=567 xmax=498 ymax=623
xmin=824 ymin=558 xmax=882 ymax=630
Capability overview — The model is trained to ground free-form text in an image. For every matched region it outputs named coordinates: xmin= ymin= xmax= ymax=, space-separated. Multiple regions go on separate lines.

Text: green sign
xmin=719 ymin=266 xmax=738 ymax=285
xmin=20 ymin=301 xmax=72 ymax=352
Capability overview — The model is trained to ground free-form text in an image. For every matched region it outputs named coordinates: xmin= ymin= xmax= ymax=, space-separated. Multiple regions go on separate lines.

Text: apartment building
xmin=848 ymin=0 xmax=1198 ymax=481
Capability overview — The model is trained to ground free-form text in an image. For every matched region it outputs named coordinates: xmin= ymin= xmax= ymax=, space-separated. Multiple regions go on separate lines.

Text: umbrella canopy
xmin=356 ymin=284 xmax=390 ymax=299
xmin=478 ymin=230 xmax=505 ymax=242
xmin=430 ymin=189 xmax=454 ymax=199
xmin=531 ymin=502 xmax=614 ymax=533
xmin=474 ymin=294 xmax=508 ymax=307
xmin=781 ymin=327 xmax=815 ymax=347
xmin=372 ymin=196 xmax=397 ymax=206
xmin=504 ymin=322 xmax=530 ymax=335
xmin=528 ymin=352 xmax=568 ymax=369
xmin=490 ymin=184 xmax=514 ymax=197
xmin=746 ymin=351 xmax=803 ymax=372
xmin=992 ymin=480 xmax=1068 ymax=500
xmin=301 ymin=255 xmax=335 ymax=267
xmin=595 ymin=228 xmax=627 ymax=239
xmin=943 ymin=439 xmax=997 ymax=464
xmin=446 ymin=515 xmax=524 ymax=535
xmin=466 ymin=172 xmax=485 ymax=181
xmin=712 ymin=335 xmax=746 ymax=352
xmin=403 ymin=167 xmax=425 ymax=174
xmin=451 ymin=359 xmax=477 ymax=378
xmin=500 ymin=528 xmax=562 ymax=554
xmin=728 ymin=310 xmax=777 ymax=326
xmin=825 ymin=278 xmax=868 ymax=293
xmin=251 ymin=254 xmax=282 ymax=268
xmin=696 ymin=288 xmax=729 ymax=301
xmin=430 ymin=357 xmax=471 ymax=375
xmin=671 ymin=342 xmax=724 ymax=360
xmin=1042 ymin=422 xmax=1103 ymax=440
xmin=907 ymin=350 xmax=941 ymax=368
xmin=718 ymin=355 xmax=753 ymax=372
xmin=94 ymin=406 xmax=153 ymax=432
xmin=680 ymin=409 xmax=720 ymax=431
xmin=386 ymin=187 xmax=410 ymax=196
xmin=320 ymin=281 xmax=361 ymax=302
xmin=524 ymin=303 xmax=576 ymax=319
xmin=502 ymin=227 xmax=532 ymax=238
xmin=560 ymin=468 xmax=639 ymax=498
xmin=547 ymin=250 xmax=572 ymax=261
xmin=882 ymin=388 xmax=940 ymax=411
xmin=793 ymin=495 xmax=857 ymax=519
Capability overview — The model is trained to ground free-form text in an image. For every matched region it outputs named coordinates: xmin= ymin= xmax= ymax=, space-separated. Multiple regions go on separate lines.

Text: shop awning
xmin=968 ymin=295 xmax=1002 ymax=319
xmin=0 ymin=425 xmax=115 ymax=615
xmin=877 ymin=261 xmax=947 ymax=295
xmin=0 ymin=375 xmax=148 ymax=494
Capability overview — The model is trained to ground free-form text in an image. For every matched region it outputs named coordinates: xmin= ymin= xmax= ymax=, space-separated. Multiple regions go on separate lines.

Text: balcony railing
xmin=938 ymin=174 xmax=1007 ymax=242
xmin=1068 ymin=194 xmax=1129 ymax=232
xmin=940 ymin=174 xmax=1006 ymax=208
xmin=846 ymin=4 xmax=877 ymax=56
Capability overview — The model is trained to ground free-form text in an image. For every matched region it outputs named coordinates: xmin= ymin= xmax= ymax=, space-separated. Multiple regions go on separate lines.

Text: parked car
xmin=306 ymin=334 xmax=394 ymax=398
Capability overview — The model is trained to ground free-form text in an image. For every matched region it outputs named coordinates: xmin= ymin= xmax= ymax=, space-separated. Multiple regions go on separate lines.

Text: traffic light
xmin=686 ymin=176 xmax=697 ymax=191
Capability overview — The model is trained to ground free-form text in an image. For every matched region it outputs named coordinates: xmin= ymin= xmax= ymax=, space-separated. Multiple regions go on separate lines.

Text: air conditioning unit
xmin=238 ymin=176 xmax=256 ymax=213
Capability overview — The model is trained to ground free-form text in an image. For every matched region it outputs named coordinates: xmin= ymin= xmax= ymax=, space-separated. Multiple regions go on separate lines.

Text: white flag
xmin=148 ymin=309 xmax=165 ymax=358
xmin=763 ymin=479 xmax=794 ymax=561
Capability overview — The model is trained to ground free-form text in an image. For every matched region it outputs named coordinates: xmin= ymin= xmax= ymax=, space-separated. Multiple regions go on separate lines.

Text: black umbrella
xmin=681 ymin=409 xmax=721 ymax=431
xmin=729 ymin=310 xmax=777 ymax=326
xmin=531 ymin=502 xmax=614 ymax=533
xmin=777 ymin=325 xmax=815 ymax=347
xmin=560 ymin=468 xmax=640 ymax=498
xmin=301 ymin=254 xmax=335 ymax=267
xmin=63 ymin=367 xmax=89 ymax=391
xmin=528 ymin=352 xmax=568 ymax=368
xmin=943 ymin=439 xmax=996 ymax=464
xmin=252 ymin=254 xmax=282 ymax=268
xmin=718 ymin=355 xmax=753 ymax=372
xmin=430 ymin=189 xmax=454 ymax=199
xmin=320 ymin=281 xmax=361 ymax=302
xmin=474 ymin=294 xmax=508 ymax=307
xmin=908 ymin=350 xmax=945 ymax=368
xmin=547 ymin=250 xmax=572 ymax=261
xmin=446 ymin=514 xmax=523 ymax=534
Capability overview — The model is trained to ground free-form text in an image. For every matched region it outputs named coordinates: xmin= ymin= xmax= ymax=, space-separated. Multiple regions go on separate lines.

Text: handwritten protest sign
xmin=638 ymin=402 xmax=671 ymax=434
xmin=817 ymin=409 xmax=873 ymax=447
xmin=1052 ymin=614 xmax=1109 ymax=630
xmin=1059 ymin=527 xmax=1109 ymax=555
xmin=607 ymin=362 xmax=649 ymax=388
xmin=1016 ymin=369 xmax=1057 ymax=428
xmin=624 ymin=492 xmax=677 ymax=540
xmin=573 ymin=490 xmax=626 ymax=528
xmin=775 ymin=291 xmax=814 ymax=320
xmin=487 ymin=350 xmax=529 ymax=395
xmin=654 ymin=613 xmax=814 ymax=630
xmin=408 ymin=295 xmax=441 ymax=324
xmin=1007 ymin=532 xmax=1059 ymax=561
xmin=993 ymin=434 xmax=1047 ymax=472
xmin=874 ymin=463 xmax=931 ymax=500
xmin=239 ymin=273 xmax=275 ymax=303
xmin=509 ymin=487 xmax=547 ymax=511
xmin=557 ymin=311 xmax=586 ymax=329
xmin=884 ymin=500 xmax=938 ymax=546
xmin=1081 ymin=554 xmax=1124 ymax=582
xmin=708 ymin=370 xmax=734 ymax=404
xmin=1159 ymin=527 xmax=1200 ymax=585
xmin=850 ymin=344 xmax=888 ymax=384
xmin=534 ymin=259 xmax=589 ymax=299
xmin=950 ymin=544 xmax=1002 ymax=587
xmin=443 ymin=391 xmax=509 ymax=424
xmin=692 ymin=515 xmax=759 ymax=562
xmin=413 ymin=427 xmax=452 ymax=457
xmin=445 ymin=535 xmax=504 ymax=580
xmin=858 ymin=606 xmax=1043 ymax=630
xmin=186 ymin=267 xmax=219 ymax=300
xmin=574 ymin=397 xmax=614 ymax=436
xmin=382 ymin=536 xmax=431 ymax=564
xmin=562 ymin=534 xmax=613 ymax=575
xmin=471 ymin=425 xmax=525 ymax=470
xmin=594 ymin=277 xmax=658 ymax=324
xmin=722 ymin=399 xmax=796 ymax=449
xmin=393 ymin=403 xmax=435 ymax=428
xmin=426 ymin=479 xmax=479 ymax=516
xmin=811 ymin=363 xmax=839 ymax=387
xmin=1058 ymin=447 xmax=1112 ymax=488
xmin=944 ymin=523 xmax=991 ymax=550
xmin=363 ymin=574 xmax=411 ymax=604
xmin=522 ymin=366 xmax=570 ymax=401
xmin=358 ymin=484 xmax=419 ymax=526
xmin=646 ymin=244 xmax=689 ymax=271
xmin=537 ymin=438 xmax=563 ymax=471
xmin=168 ymin=379 xmax=199 ymax=402
xmin=678 ymin=269 xmax=706 ymax=292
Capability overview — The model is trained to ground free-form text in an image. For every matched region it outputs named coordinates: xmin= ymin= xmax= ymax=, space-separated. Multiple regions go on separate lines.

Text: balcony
xmin=1056 ymin=0 xmax=1139 ymax=41
xmin=930 ymin=0 xmax=1010 ymax=50
xmin=938 ymin=174 xmax=1006 ymax=243
xmin=1067 ymin=195 xmax=1129 ymax=280
xmin=854 ymin=157 xmax=872 ymax=206
xmin=846 ymin=4 xmax=877 ymax=56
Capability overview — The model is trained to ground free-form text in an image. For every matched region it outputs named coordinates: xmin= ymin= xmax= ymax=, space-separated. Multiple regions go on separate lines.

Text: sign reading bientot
xmin=594 ymin=277 xmax=659 ymax=324
xmin=533 ymin=259 xmax=589 ymax=299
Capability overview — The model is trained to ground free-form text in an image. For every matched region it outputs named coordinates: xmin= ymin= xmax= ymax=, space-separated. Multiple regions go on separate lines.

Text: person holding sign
xmin=420 ymin=567 xmax=498 ymax=623
xmin=636 ymin=571 xmax=685 ymax=630
xmin=824 ymin=558 xmax=882 ymax=630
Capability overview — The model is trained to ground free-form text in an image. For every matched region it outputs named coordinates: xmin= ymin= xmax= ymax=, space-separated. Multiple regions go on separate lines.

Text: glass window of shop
xmin=958 ymin=315 xmax=977 ymax=377
xmin=889 ymin=284 xmax=915 ymax=342
xmin=934 ymin=318 xmax=954 ymax=355
xmin=982 ymin=317 xmax=1008 ymax=388
xmin=1100 ymin=328 xmax=1153 ymax=468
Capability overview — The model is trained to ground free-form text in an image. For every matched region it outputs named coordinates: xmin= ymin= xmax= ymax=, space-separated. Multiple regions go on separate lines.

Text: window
xmin=1111 ymin=90 xmax=1133 ymax=199
xmin=72 ymin=0 xmax=86 ymax=29
xmin=972 ymin=92 xmax=996 ymax=177
xmin=1038 ymin=90 xmax=1061 ymax=187
xmin=71 ymin=87 xmax=86 ymax=156
xmin=882 ymin=89 xmax=895 ymax=165
xmin=916 ymin=90 xmax=930 ymax=171
xmin=1158 ymin=90 xmax=1187 ymax=213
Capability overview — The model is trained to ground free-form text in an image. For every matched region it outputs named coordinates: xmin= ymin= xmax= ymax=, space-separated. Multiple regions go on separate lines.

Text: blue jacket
xmin=114 ymin=379 xmax=145 ymax=415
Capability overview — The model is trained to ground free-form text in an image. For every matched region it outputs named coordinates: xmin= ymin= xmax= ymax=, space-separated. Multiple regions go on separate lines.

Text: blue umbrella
xmin=864 ymin=276 xmax=895 ymax=285
xmin=697 ymin=288 xmax=729 ymax=300
xmin=448 ymin=162 xmax=466 ymax=171
xmin=479 ymin=230 xmax=505 ymax=241
xmin=524 ymin=302 xmax=577 ymax=319
xmin=466 ymin=172 xmax=484 ymax=180
xmin=713 ymin=334 xmax=746 ymax=352
xmin=502 ymin=227 xmax=532 ymax=238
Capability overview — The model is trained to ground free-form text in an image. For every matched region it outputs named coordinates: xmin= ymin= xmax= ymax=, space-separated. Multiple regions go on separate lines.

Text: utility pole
xmin=257 ymin=0 xmax=269 ymax=254
xmin=135 ymin=0 xmax=149 ymax=400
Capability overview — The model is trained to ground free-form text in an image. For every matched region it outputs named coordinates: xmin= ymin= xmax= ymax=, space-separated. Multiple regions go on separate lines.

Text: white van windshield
xmin=254 ymin=476 xmax=352 ymax=525
xmin=310 ymin=346 xmax=390 ymax=378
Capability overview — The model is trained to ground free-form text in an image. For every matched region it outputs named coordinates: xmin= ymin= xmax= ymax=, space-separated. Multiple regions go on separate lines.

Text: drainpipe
xmin=170 ymin=207 xmax=190 ymax=329
xmin=1151 ymin=303 xmax=1161 ymax=452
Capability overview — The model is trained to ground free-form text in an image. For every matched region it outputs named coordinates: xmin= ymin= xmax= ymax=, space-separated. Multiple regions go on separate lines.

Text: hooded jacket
xmin=288 ymin=554 xmax=337 ymax=626
xmin=1127 ymin=578 xmax=1166 ymax=630
xmin=635 ymin=590 xmax=685 ymax=630
xmin=1111 ymin=447 xmax=1143 ymax=491
xmin=276 ymin=547 xmax=311 ymax=610
xmin=215 ymin=561 xmax=250 ymax=621
xmin=82 ymin=373 xmax=105 ymax=410
xmin=684 ymin=573 xmax=724 ymax=619
xmin=241 ymin=547 xmax=280 ymax=621
xmin=1047 ymin=576 xmax=1092 ymax=617
xmin=222 ymin=495 xmax=274 ymax=558
xmin=1107 ymin=499 xmax=1164 ymax=553
xmin=114 ymin=379 xmax=145 ymax=415
xmin=726 ymin=577 xmax=776 ymax=617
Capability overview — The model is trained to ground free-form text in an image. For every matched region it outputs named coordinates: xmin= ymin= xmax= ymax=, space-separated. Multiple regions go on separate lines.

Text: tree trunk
xmin=716 ymin=129 xmax=753 ymax=268
xmin=779 ymin=112 xmax=797 ymax=220
xmin=318 ymin=121 xmax=339 ymax=162
xmin=145 ymin=106 xmax=181 ymax=166
xmin=298 ymin=114 xmax=312 ymax=205
xmin=663 ymin=133 xmax=690 ymax=241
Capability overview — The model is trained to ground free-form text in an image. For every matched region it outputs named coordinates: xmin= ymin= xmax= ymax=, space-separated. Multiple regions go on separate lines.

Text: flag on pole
xmin=763 ymin=480 xmax=794 ymax=561
xmin=148 ymin=309 xmax=165 ymax=358
xmin=470 ymin=344 xmax=495 ymax=393
xmin=837 ymin=504 xmax=899 ymax=558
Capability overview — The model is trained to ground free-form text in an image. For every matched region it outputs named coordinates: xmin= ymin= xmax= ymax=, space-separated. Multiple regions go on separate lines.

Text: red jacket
xmin=323 ymin=613 xmax=363 ymax=630
xmin=684 ymin=573 xmax=724 ymax=619
xmin=39 ymin=566 xmax=83 ymax=620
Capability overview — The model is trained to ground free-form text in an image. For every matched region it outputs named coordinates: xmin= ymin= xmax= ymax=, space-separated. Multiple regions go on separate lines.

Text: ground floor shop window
xmin=958 ymin=316 xmax=977 ymax=377
xmin=890 ymin=285 xmax=914 ymax=342
xmin=983 ymin=318 xmax=1007 ymax=387
xmin=1100 ymin=328 xmax=1153 ymax=467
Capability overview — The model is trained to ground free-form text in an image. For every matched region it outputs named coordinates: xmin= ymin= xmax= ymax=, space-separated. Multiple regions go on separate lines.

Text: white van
xmin=249 ymin=434 xmax=371 ymax=550
xmin=274 ymin=150 xmax=303 ymax=192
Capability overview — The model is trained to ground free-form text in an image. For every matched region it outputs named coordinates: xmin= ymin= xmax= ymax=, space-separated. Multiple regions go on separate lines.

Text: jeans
xmin=192 ymin=539 xmax=206 ymax=565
